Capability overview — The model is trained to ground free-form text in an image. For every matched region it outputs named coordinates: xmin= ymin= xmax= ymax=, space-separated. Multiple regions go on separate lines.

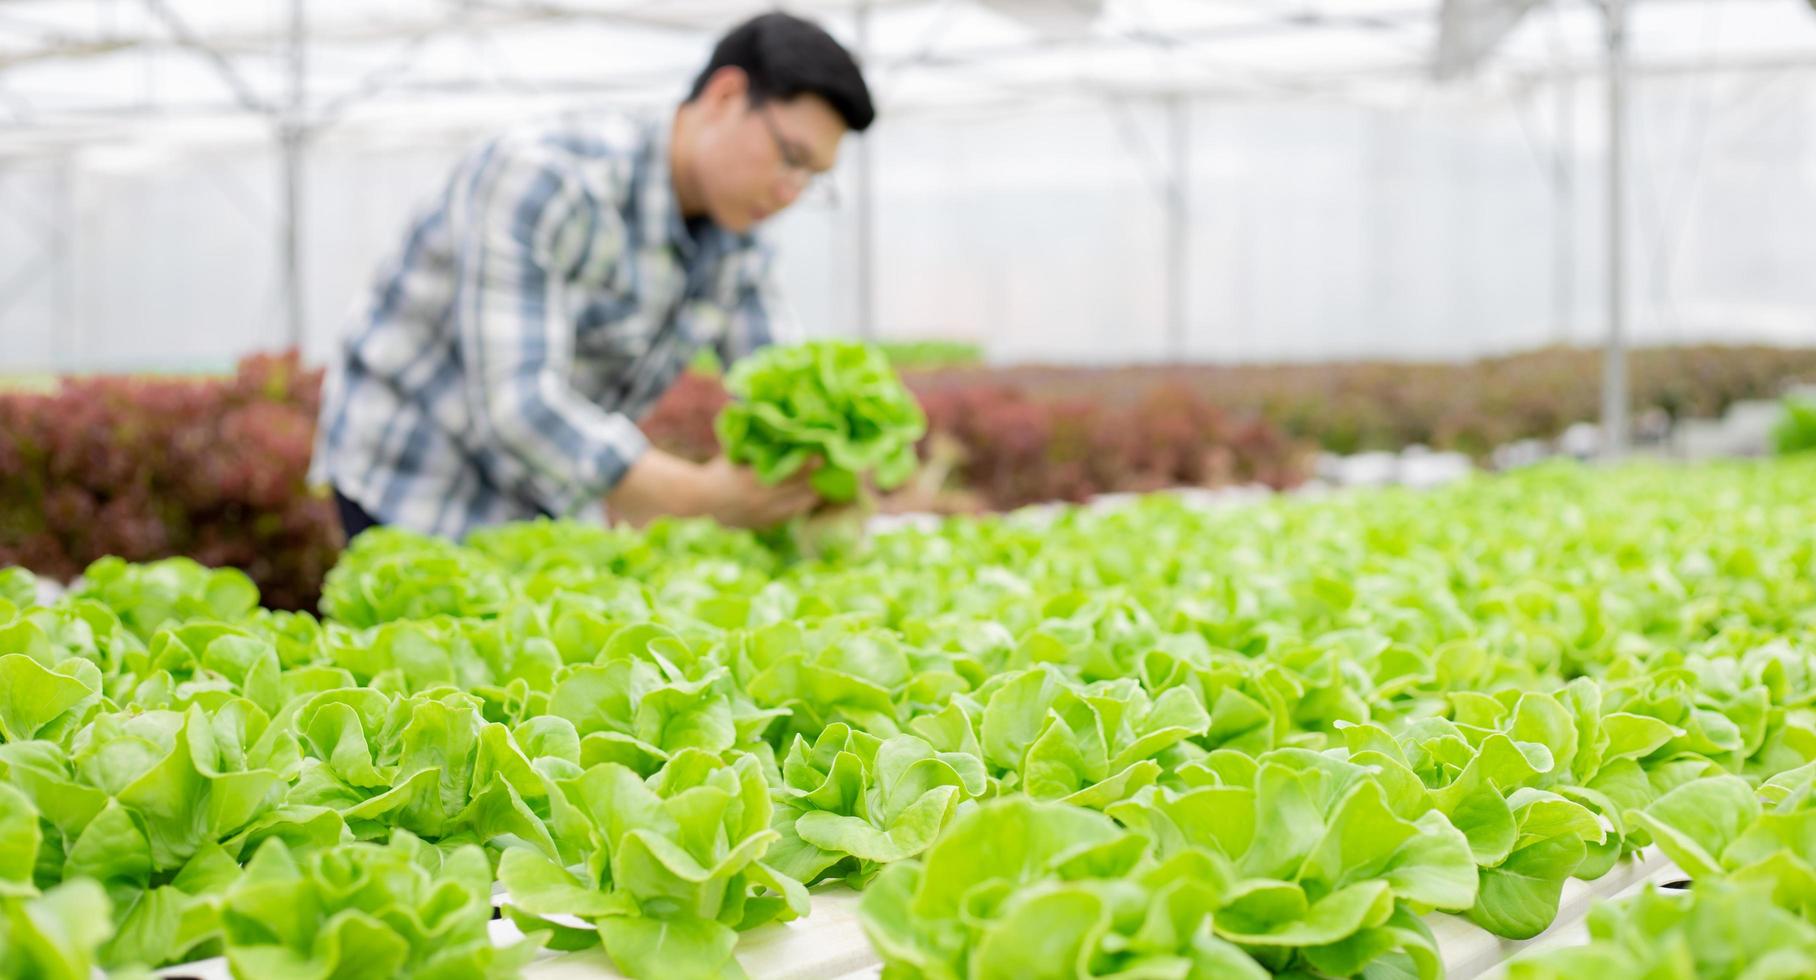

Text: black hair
xmin=686 ymin=12 xmax=876 ymax=132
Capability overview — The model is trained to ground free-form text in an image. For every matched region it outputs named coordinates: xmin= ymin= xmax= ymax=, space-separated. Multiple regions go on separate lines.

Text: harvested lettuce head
xmin=716 ymin=340 xmax=927 ymax=502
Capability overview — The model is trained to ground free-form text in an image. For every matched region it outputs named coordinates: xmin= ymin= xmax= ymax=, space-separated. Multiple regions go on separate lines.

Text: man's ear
xmin=701 ymin=66 xmax=751 ymax=113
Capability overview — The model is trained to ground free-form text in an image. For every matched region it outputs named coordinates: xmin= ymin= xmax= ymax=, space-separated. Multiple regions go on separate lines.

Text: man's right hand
xmin=606 ymin=448 xmax=819 ymax=529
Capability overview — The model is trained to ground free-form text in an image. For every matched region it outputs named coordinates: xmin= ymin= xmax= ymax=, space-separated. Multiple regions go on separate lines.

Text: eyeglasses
xmin=755 ymin=102 xmax=840 ymax=208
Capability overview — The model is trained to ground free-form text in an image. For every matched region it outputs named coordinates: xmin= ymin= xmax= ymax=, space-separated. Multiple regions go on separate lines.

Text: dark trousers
xmin=333 ymin=489 xmax=383 ymax=541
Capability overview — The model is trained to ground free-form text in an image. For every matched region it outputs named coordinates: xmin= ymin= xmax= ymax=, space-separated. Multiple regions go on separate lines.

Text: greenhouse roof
xmin=2 ymin=0 xmax=1815 ymax=153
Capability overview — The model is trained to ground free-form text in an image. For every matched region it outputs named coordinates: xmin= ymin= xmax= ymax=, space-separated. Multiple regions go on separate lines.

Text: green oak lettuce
xmin=861 ymin=796 xmax=1344 ymax=980
xmin=219 ymin=830 xmax=537 ymax=979
xmin=1510 ymin=764 xmax=1816 ymax=978
xmin=767 ymin=723 xmax=986 ymax=885
xmin=715 ymin=340 xmax=926 ymax=502
xmin=499 ymin=750 xmax=806 ymax=979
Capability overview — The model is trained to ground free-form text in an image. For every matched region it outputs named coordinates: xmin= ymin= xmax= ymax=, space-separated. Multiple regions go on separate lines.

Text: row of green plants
xmin=1509 ymin=761 xmax=1816 ymax=978
xmin=4 ymin=451 xmax=1816 ymax=976
xmin=0 ymin=348 xmax=1307 ymax=609
xmin=5 ymin=343 xmax=1813 ymax=612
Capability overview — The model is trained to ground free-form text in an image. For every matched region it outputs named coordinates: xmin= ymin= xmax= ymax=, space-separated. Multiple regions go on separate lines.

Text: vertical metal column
xmin=1553 ymin=72 xmax=1575 ymax=347
xmin=279 ymin=0 xmax=308 ymax=351
xmin=1601 ymin=0 xmax=1630 ymax=457
xmin=1164 ymin=93 xmax=1191 ymax=361
xmin=853 ymin=2 xmax=876 ymax=340
xmin=52 ymin=158 xmax=74 ymax=366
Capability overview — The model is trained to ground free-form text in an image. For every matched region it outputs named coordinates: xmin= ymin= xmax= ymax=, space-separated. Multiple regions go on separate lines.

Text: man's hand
xmin=689 ymin=456 xmax=821 ymax=528
xmin=606 ymin=448 xmax=819 ymax=529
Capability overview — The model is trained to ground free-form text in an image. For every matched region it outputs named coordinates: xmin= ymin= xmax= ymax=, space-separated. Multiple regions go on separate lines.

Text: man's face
xmin=690 ymin=71 xmax=848 ymax=233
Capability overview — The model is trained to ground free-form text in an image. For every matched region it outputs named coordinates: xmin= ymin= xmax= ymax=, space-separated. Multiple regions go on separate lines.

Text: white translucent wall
xmin=4 ymin=67 xmax=1816 ymax=372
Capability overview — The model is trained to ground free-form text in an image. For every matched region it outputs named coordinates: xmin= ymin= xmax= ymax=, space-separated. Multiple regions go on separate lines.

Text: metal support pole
xmin=1553 ymin=72 xmax=1575 ymax=347
xmin=52 ymin=159 xmax=73 ymax=365
xmin=279 ymin=0 xmax=308 ymax=352
xmin=1164 ymin=94 xmax=1191 ymax=361
xmin=279 ymin=128 xmax=305 ymax=352
xmin=1601 ymin=0 xmax=1629 ymax=457
xmin=853 ymin=2 xmax=876 ymax=340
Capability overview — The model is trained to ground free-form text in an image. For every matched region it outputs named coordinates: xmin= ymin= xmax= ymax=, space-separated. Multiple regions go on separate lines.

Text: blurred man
xmin=312 ymin=13 xmax=873 ymax=540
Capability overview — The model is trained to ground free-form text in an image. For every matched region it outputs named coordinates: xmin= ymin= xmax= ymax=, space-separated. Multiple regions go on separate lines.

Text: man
xmin=312 ymin=12 xmax=873 ymax=541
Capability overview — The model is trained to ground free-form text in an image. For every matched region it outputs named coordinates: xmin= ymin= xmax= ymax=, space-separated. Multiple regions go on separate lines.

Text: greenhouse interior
xmin=5 ymin=0 xmax=1816 ymax=977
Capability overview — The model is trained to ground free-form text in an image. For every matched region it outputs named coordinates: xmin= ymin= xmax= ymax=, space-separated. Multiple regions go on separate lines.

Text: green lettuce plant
xmin=219 ymin=830 xmax=537 ymax=979
xmin=1 ymin=780 xmax=119 ymax=978
xmin=498 ymin=750 xmax=805 ymax=979
xmin=1510 ymin=763 xmax=1816 ymax=977
xmin=715 ymin=340 xmax=926 ymax=502
xmin=1772 ymin=397 xmax=1816 ymax=455
xmin=767 ymin=723 xmax=986 ymax=885
xmin=860 ymin=794 xmax=1461 ymax=979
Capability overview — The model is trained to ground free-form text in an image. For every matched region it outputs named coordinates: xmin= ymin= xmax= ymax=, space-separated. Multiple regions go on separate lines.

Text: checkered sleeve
xmin=448 ymin=136 xmax=651 ymax=517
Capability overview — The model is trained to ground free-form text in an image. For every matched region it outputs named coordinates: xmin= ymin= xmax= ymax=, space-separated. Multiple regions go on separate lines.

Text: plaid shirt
xmin=312 ymin=110 xmax=792 ymax=539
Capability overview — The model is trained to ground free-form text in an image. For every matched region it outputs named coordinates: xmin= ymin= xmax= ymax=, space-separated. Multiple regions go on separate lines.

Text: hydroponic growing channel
xmin=4 ymin=458 xmax=1816 ymax=979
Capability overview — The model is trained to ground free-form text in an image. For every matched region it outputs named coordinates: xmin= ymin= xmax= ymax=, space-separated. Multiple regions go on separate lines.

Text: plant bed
xmin=7 ymin=453 xmax=1816 ymax=979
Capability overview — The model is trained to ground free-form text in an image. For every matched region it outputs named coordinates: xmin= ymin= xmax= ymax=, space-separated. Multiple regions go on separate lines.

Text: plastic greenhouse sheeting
xmin=7 ymin=0 xmax=1816 ymax=371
